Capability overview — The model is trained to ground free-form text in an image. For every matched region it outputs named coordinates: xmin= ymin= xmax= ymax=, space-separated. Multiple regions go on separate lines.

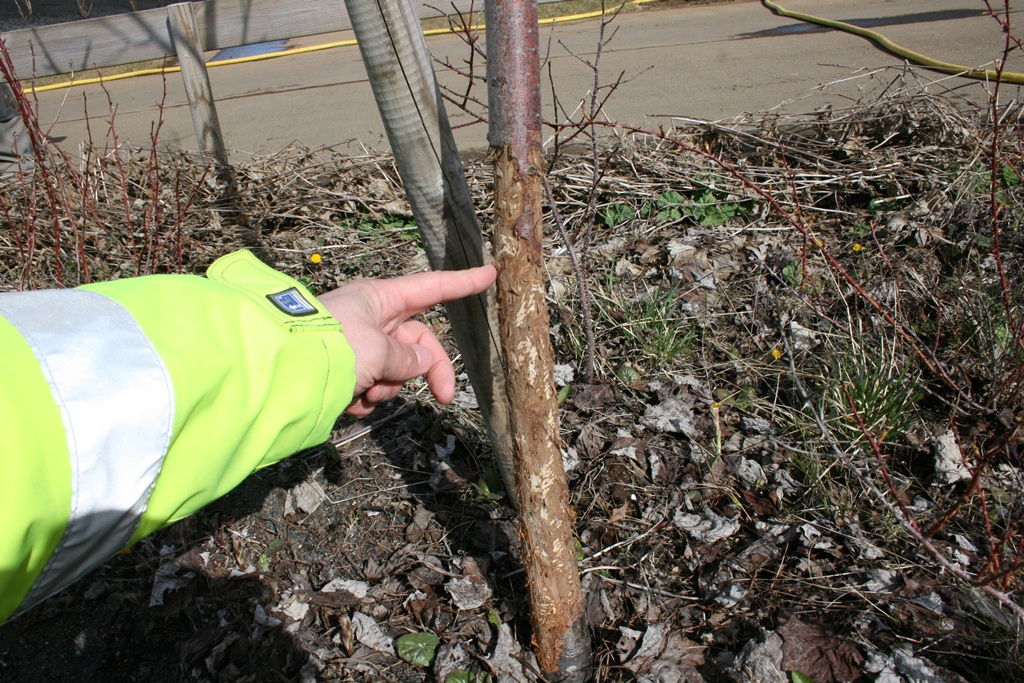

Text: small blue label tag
xmin=267 ymin=288 xmax=318 ymax=317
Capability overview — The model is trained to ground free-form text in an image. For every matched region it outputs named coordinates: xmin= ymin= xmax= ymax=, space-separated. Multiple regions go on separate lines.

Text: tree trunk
xmin=486 ymin=0 xmax=591 ymax=678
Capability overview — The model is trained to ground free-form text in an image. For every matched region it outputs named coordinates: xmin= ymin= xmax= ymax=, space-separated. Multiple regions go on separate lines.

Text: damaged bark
xmin=487 ymin=0 xmax=591 ymax=677
xmin=492 ymin=147 xmax=590 ymax=679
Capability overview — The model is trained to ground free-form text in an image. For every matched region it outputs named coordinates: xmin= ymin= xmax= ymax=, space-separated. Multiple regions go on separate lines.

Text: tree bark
xmin=486 ymin=0 xmax=591 ymax=678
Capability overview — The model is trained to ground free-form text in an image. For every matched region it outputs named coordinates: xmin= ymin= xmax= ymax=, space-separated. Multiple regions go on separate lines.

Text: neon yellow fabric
xmin=0 ymin=251 xmax=356 ymax=623
xmin=81 ymin=251 xmax=356 ymax=540
xmin=0 ymin=317 xmax=73 ymax=623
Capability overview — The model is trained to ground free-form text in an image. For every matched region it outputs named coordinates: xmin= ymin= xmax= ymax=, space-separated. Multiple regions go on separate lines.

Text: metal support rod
xmin=485 ymin=0 xmax=591 ymax=678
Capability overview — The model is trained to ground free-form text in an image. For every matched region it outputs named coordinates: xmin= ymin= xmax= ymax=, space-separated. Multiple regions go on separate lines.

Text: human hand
xmin=317 ymin=265 xmax=496 ymax=417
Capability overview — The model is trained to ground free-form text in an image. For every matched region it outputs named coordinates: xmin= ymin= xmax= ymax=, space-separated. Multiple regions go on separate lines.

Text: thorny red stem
xmin=144 ymin=117 xmax=164 ymax=273
xmin=868 ymin=219 xmax=894 ymax=270
xmin=772 ymin=146 xmax=809 ymax=293
xmin=0 ymin=38 xmax=65 ymax=285
xmin=975 ymin=484 xmax=1002 ymax=579
xmin=786 ymin=326 xmax=1024 ymax=620
xmin=844 ymin=387 xmax=922 ymax=535
xmin=101 ymin=78 xmax=140 ymax=267
xmin=982 ymin=1 xmax=1018 ymax=358
xmin=167 ymin=163 xmax=211 ymax=273
xmin=923 ymin=421 xmax=1024 ymax=539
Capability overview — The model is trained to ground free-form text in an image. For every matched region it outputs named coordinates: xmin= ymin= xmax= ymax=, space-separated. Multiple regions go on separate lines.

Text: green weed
xmin=596 ymin=274 xmax=698 ymax=372
xmin=337 ymin=213 xmax=419 ymax=243
xmin=647 ymin=184 xmax=752 ymax=227
xmin=823 ymin=346 xmax=923 ymax=447
xmin=597 ymin=180 xmax=752 ymax=231
xmin=600 ymin=202 xmax=634 ymax=228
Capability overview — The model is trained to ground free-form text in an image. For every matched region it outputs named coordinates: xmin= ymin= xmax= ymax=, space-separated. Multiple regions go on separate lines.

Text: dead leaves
xmin=571 ymin=383 xmax=616 ymax=411
xmin=444 ymin=557 xmax=493 ymax=611
xmin=727 ymin=618 xmax=863 ymax=683
xmin=575 ymin=422 xmax=607 ymax=459
xmin=777 ymin=613 xmax=864 ymax=683
xmin=618 ymin=623 xmax=707 ymax=683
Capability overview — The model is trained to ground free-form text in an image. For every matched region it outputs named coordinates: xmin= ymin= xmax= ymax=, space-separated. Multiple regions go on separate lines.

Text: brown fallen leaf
xmin=298 ymin=588 xmax=362 ymax=610
xmin=576 ymin=422 xmax=606 ymax=459
xmin=573 ymin=383 xmax=616 ymax=411
xmin=778 ymin=612 xmax=863 ymax=683
xmin=741 ymin=489 xmax=779 ymax=517
xmin=609 ymin=503 xmax=630 ymax=523
xmin=405 ymin=505 xmax=441 ymax=543
xmin=403 ymin=588 xmax=438 ymax=625
xmin=623 ymin=622 xmax=707 ymax=683
xmin=445 ymin=557 xmax=493 ymax=611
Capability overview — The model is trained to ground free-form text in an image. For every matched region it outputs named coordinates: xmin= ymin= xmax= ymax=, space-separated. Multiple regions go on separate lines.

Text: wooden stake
xmin=167 ymin=3 xmax=259 ymax=253
xmin=167 ymin=2 xmax=228 ymax=168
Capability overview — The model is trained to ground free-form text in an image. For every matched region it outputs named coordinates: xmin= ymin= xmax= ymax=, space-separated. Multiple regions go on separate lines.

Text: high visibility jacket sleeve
xmin=0 ymin=250 xmax=357 ymax=623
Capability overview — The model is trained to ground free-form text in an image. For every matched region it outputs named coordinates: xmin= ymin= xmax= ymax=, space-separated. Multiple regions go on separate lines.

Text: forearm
xmin=0 ymin=251 xmax=355 ymax=623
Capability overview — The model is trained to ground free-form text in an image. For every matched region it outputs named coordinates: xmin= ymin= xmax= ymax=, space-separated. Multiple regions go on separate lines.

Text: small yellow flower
xmin=852 ymin=243 xmax=863 ymax=252
xmin=310 ymin=252 xmax=322 ymax=264
xmin=771 ymin=348 xmax=783 ymax=361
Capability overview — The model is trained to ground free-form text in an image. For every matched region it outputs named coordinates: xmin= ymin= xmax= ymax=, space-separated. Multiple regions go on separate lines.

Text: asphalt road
xmin=27 ymin=0 xmax=1024 ymax=158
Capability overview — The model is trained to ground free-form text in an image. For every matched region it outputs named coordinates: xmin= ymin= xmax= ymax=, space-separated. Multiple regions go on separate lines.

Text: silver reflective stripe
xmin=0 ymin=289 xmax=173 ymax=615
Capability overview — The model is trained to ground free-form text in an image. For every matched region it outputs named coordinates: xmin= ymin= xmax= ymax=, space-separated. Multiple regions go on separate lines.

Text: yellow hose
xmin=26 ymin=0 xmax=661 ymax=94
xmin=762 ymin=0 xmax=1024 ymax=85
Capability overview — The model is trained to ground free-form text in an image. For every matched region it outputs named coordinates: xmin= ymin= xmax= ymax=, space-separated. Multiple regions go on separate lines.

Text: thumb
xmin=379 ymin=339 xmax=433 ymax=384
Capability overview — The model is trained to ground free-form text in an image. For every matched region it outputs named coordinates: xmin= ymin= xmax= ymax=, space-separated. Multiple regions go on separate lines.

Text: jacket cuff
xmin=206 ymin=250 xmax=340 ymax=333
xmin=203 ymin=250 xmax=356 ymax=451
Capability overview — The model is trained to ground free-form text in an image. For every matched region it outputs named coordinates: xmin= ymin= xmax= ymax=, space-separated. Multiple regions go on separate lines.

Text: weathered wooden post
xmin=485 ymin=0 xmax=592 ymax=678
xmin=167 ymin=2 xmax=259 ymax=252
xmin=166 ymin=2 xmax=229 ymax=168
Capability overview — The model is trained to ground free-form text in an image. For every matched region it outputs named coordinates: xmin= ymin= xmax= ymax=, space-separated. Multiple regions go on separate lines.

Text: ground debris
xmin=933 ymin=430 xmax=971 ymax=484
xmin=351 ymin=611 xmax=394 ymax=656
xmin=727 ymin=629 xmax=786 ymax=683
xmin=643 ymin=397 xmax=702 ymax=438
xmin=3 ymin=69 xmax=1023 ymax=682
xmin=149 ymin=545 xmax=195 ymax=609
xmin=673 ymin=506 xmax=741 ymax=544
xmin=485 ymin=624 xmax=533 ymax=683
xmin=777 ymin=613 xmax=863 ymax=683
xmin=445 ymin=557 xmax=493 ymax=611
xmin=619 ymin=622 xmax=706 ymax=683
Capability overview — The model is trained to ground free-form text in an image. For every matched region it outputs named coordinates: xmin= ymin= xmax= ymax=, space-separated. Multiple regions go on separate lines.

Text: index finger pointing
xmin=375 ymin=264 xmax=496 ymax=325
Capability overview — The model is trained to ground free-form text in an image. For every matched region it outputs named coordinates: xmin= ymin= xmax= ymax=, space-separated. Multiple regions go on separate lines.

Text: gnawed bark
xmin=492 ymin=142 xmax=591 ymax=680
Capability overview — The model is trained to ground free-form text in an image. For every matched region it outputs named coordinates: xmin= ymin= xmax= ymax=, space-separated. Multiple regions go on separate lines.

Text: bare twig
xmin=543 ymin=175 xmax=596 ymax=380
